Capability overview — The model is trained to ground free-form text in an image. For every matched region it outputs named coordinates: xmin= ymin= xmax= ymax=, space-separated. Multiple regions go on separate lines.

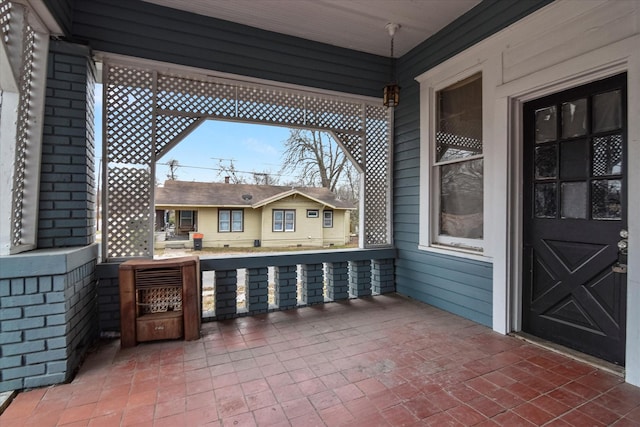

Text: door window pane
xmin=535 ymin=183 xmax=556 ymax=218
xmin=535 ymin=106 xmax=557 ymax=143
xmin=436 ymin=74 xmax=482 ymax=162
xmin=440 ymin=158 xmax=483 ymax=238
xmin=592 ymin=179 xmax=622 ymax=220
xmin=592 ymin=135 xmax=623 ymax=176
xmin=560 ymin=139 xmax=589 ymax=180
xmin=562 ymin=98 xmax=587 ymax=138
xmin=535 ymin=144 xmax=557 ymax=179
xmin=593 ymin=90 xmax=622 ymax=133
xmin=561 ymin=182 xmax=587 ymax=219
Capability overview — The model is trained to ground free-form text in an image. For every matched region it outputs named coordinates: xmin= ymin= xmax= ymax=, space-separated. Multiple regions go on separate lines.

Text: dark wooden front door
xmin=522 ymin=74 xmax=627 ymax=365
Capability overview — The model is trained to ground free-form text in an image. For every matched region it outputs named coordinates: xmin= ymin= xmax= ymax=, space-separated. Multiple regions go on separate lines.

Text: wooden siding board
xmin=392 ymin=0 xmax=551 ymax=327
xmin=393 ymin=222 xmax=419 ymax=233
xmin=398 ymin=262 xmax=492 ymax=296
xmin=397 ymin=283 xmax=492 ymax=326
xmin=396 ymin=282 xmax=491 ymax=316
xmin=395 ymin=257 xmax=492 ymax=327
xmin=75 ymin=0 xmax=383 ymax=65
xmin=71 ymin=23 xmax=376 ymax=90
xmin=393 ymin=187 xmax=420 ymax=199
xmin=394 ymin=161 xmax=420 ymax=174
xmin=71 ymin=0 xmax=387 ymax=97
xmin=395 ymin=265 xmax=491 ymax=304
xmin=398 ymin=249 xmax=492 ymax=280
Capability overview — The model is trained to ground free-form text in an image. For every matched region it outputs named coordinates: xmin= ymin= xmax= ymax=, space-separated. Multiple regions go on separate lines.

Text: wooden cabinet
xmin=119 ymin=256 xmax=200 ymax=348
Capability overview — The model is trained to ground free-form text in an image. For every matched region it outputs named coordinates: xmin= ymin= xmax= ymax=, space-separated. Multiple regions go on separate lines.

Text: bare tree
xmin=251 ymin=170 xmax=279 ymax=186
xmin=279 ymin=129 xmax=350 ymax=192
xmin=334 ymin=163 xmax=360 ymax=233
xmin=166 ymin=159 xmax=179 ymax=180
xmin=216 ymin=159 xmax=245 ymax=184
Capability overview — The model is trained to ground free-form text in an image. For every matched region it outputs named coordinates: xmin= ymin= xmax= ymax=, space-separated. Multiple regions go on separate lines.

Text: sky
xmin=94 ymin=84 xmax=298 ymax=186
xmin=154 ymin=121 xmax=293 ymax=184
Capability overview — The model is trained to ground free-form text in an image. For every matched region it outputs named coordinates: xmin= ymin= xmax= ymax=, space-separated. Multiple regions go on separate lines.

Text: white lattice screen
xmin=104 ymin=62 xmax=392 ymax=259
xmin=0 ymin=0 xmax=48 ymax=254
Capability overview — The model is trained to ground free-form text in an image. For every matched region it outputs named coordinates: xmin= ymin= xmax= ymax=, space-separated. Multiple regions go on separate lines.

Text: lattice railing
xmin=0 ymin=1 xmax=10 ymax=43
xmin=11 ymin=18 xmax=36 ymax=247
xmin=103 ymin=62 xmax=393 ymax=259
xmin=1 ymin=0 xmax=47 ymax=253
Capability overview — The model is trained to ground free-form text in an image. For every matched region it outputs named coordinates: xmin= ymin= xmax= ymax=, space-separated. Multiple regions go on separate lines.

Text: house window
xmin=323 ymin=211 xmax=333 ymax=228
xmin=219 ymin=209 xmax=243 ymax=232
xmin=179 ymin=210 xmax=194 ymax=228
xmin=307 ymin=209 xmax=319 ymax=218
xmin=433 ymin=73 xmax=483 ymax=248
xmin=273 ymin=209 xmax=295 ymax=232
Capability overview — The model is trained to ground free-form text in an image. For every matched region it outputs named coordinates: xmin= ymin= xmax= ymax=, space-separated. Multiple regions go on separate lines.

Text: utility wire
xmin=156 ymin=161 xmax=290 ymax=177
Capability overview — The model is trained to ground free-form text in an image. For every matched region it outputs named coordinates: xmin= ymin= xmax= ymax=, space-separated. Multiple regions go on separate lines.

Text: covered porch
xmin=3 ymin=294 xmax=639 ymax=426
xmin=3 ymin=1 xmax=640 ymax=422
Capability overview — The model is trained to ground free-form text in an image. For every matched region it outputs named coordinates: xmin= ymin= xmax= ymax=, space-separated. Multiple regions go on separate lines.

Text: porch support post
xmin=349 ymin=260 xmax=371 ymax=297
xmin=275 ymin=265 xmax=297 ymax=310
xmin=371 ymin=259 xmax=394 ymax=294
xmin=301 ymin=263 xmax=324 ymax=305
xmin=326 ymin=261 xmax=349 ymax=301
xmin=246 ymin=267 xmax=268 ymax=314
xmin=214 ymin=269 xmax=237 ymax=320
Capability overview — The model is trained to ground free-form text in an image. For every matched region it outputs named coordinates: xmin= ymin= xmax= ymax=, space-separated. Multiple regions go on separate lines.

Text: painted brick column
xmin=301 ymin=263 xmax=324 ymax=305
xmin=326 ymin=261 xmax=349 ymax=301
xmin=0 ymin=246 xmax=98 ymax=392
xmin=372 ymin=258 xmax=395 ymax=294
xmin=349 ymin=260 xmax=372 ymax=297
xmin=215 ymin=270 xmax=237 ymax=320
xmin=38 ymin=40 xmax=96 ymax=248
xmin=275 ymin=265 xmax=297 ymax=310
xmin=246 ymin=267 xmax=268 ymax=314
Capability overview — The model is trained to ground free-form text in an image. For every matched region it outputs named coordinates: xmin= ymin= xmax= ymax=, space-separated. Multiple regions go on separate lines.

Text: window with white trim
xmin=219 ymin=209 xmax=243 ymax=232
xmin=433 ymin=73 xmax=483 ymax=249
xmin=273 ymin=209 xmax=295 ymax=232
xmin=323 ymin=210 xmax=333 ymax=228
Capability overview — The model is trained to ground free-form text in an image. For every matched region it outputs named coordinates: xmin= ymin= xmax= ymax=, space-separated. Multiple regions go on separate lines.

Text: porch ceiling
xmin=141 ymin=0 xmax=481 ymax=57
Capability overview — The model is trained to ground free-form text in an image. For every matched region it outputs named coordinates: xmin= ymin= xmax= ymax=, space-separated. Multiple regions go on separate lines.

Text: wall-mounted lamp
xmin=383 ymin=23 xmax=400 ymax=108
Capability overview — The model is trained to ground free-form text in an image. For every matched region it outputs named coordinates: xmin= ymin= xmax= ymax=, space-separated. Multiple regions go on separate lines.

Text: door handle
xmin=617 ymin=238 xmax=628 ymax=255
xmin=613 ymin=229 xmax=628 ymax=274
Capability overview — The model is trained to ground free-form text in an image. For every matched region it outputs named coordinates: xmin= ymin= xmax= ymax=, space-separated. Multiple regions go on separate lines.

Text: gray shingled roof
xmin=155 ymin=180 xmax=355 ymax=209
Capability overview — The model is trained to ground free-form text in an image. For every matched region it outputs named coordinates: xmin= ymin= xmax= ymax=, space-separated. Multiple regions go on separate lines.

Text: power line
xmin=156 ymin=161 xmax=290 ymax=177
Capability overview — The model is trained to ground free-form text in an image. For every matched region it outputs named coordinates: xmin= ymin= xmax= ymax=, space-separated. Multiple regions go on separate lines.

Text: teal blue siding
xmin=392 ymin=0 xmax=553 ymax=327
xmin=71 ymin=0 xmax=388 ymax=98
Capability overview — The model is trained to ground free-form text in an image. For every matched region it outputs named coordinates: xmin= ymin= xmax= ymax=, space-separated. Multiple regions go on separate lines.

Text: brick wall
xmin=0 ymin=245 xmax=98 ymax=392
xmin=38 ymin=40 xmax=96 ymax=249
xmin=96 ymin=264 xmax=120 ymax=332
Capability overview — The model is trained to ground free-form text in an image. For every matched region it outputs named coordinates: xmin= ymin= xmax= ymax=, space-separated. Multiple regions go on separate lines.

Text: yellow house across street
xmin=155 ymin=180 xmax=354 ymax=249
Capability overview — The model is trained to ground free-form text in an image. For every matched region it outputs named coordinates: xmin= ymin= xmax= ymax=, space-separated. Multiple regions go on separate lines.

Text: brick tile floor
xmin=2 ymin=294 xmax=639 ymax=426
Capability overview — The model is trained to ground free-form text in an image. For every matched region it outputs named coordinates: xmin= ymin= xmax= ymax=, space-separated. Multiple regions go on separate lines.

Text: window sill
xmin=418 ymin=244 xmax=492 ymax=262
